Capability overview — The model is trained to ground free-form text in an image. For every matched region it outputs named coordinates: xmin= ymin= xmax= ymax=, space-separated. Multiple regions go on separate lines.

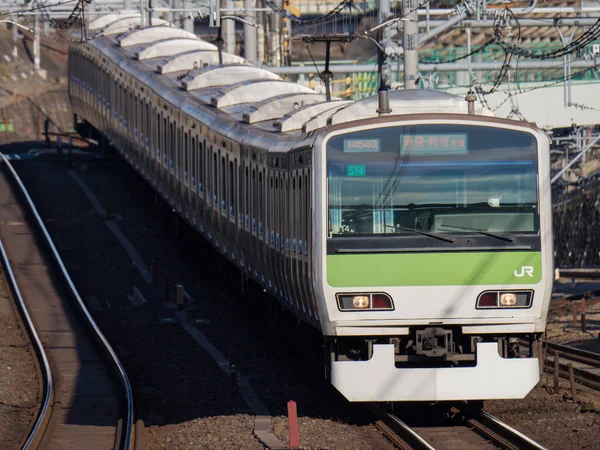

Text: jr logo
xmin=514 ymin=266 xmax=534 ymax=277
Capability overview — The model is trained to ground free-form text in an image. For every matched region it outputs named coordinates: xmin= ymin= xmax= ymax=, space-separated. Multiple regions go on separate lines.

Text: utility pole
xmin=12 ymin=17 xmax=18 ymax=60
xmin=243 ymin=0 xmax=257 ymax=63
xmin=557 ymin=26 xmax=576 ymax=107
xmin=224 ymin=0 xmax=235 ymax=53
xmin=379 ymin=0 xmax=391 ymax=89
xmin=140 ymin=0 xmax=146 ymax=28
xmin=33 ymin=13 xmax=40 ymax=77
xmin=268 ymin=9 xmax=280 ymax=66
xmin=402 ymin=0 xmax=419 ymax=89
xmin=183 ymin=0 xmax=194 ymax=32
xmin=282 ymin=0 xmax=290 ymax=65
xmin=256 ymin=0 xmax=264 ymax=64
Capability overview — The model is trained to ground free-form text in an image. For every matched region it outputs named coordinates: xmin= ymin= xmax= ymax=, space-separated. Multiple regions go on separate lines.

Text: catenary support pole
xmin=402 ymin=0 xmax=419 ymax=89
xmin=243 ymin=0 xmax=257 ymax=63
xmin=224 ymin=0 xmax=235 ymax=53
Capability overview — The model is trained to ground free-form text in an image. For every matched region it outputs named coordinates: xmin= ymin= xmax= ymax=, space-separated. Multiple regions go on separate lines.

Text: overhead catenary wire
xmin=264 ymin=0 xmax=353 ymax=24
xmin=34 ymin=0 xmax=84 ymax=29
xmin=0 ymin=0 xmax=79 ymax=17
xmin=492 ymin=61 xmax=600 ymax=112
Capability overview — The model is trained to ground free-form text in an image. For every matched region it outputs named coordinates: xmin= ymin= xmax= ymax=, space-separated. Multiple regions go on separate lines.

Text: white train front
xmin=69 ymin=19 xmax=553 ymax=402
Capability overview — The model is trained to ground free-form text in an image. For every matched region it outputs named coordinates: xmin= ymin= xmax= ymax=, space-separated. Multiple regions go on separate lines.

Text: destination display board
xmin=343 ymin=138 xmax=381 ymax=153
xmin=400 ymin=133 xmax=468 ymax=155
xmin=346 ymin=164 xmax=367 ymax=177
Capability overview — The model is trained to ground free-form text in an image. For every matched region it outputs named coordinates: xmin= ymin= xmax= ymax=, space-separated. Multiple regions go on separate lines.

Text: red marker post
xmin=287 ymin=400 xmax=299 ymax=449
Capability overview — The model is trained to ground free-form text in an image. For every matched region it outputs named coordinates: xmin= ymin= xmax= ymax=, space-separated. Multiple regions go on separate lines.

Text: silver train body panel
xmin=70 ymin=21 xmax=553 ymax=402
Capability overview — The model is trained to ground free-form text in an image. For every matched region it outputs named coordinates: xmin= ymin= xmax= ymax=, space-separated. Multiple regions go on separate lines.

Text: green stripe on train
xmin=327 ymin=251 xmax=542 ymax=287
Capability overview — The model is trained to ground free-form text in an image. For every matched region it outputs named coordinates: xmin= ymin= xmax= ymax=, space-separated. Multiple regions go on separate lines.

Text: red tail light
xmin=477 ymin=292 xmax=498 ymax=307
xmin=372 ymin=293 xmax=393 ymax=309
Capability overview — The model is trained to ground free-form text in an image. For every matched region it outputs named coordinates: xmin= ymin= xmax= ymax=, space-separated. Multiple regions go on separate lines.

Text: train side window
xmin=220 ymin=156 xmax=226 ymax=212
xmin=251 ymin=168 xmax=256 ymax=231
xmin=292 ymin=175 xmax=296 ymax=252
xmin=190 ymin=136 xmax=196 ymax=186
xmin=274 ymin=175 xmax=279 ymax=245
xmin=298 ymin=174 xmax=303 ymax=253
xmin=156 ymin=112 xmax=160 ymax=155
xmin=229 ymin=160 xmax=235 ymax=217
xmin=134 ymin=94 xmax=138 ymax=136
xmin=145 ymin=102 xmax=150 ymax=149
xmin=244 ymin=166 xmax=249 ymax=225
xmin=184 ymin=131 xmax=189 ymax=181
xmin=306 ymin=169 xmax=310 ymax=255
xmin=162 ymin=117 xmax=167 ymax=163
xmin=170 ymin=121 xmax=175 ymax=170
xmin=198 ymin=139 xmax=204 ymax=192
xmin=212 ymin=152 xmax=218 ymax=206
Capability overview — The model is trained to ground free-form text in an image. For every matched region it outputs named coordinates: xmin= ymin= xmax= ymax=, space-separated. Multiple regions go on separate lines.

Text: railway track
xmin=543 ymin=341 xmax=600 ymax=392
xmin=375 ymin=404 xmax=547 ymax=450
xmin=0 ymin=153 xmax=134 ymax=449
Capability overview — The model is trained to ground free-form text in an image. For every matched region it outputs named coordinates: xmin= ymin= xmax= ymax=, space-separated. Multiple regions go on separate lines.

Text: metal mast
xmin=402 ymin=0 xmax=419 ymax=89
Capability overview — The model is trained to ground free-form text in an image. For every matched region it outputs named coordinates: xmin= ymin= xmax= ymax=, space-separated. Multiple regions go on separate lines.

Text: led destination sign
xmin=347 ymin=164 xmax=367 ymax=177
xmin=343 ymin=138 xmax=381 ymax=153
xmin=400 ymin=133 xmax=468 ymax=155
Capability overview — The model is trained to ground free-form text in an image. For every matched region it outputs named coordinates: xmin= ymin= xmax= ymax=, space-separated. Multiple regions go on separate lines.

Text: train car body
xmin=69 ymin=19 xmax=553 ymax=402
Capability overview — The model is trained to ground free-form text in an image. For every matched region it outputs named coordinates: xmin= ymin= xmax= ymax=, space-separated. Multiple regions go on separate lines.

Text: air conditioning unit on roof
xmin=593 ymin=44 xmax=600 ymax=55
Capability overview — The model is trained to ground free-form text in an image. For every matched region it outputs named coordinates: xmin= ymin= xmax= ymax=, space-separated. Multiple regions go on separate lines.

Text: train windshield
xmin=326 ymin=124 xmax=539 ymax=237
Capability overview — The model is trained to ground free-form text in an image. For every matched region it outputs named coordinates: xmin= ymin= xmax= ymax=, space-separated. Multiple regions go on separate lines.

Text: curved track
xmin=0 ymin=154 xmax=134 ymax=449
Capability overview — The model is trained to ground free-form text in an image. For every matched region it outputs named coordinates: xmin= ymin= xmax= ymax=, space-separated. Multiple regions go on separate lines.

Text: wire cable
xmin=0 ymin=0 xmax=78 ymax=17
xmin=265 ymin=0 xmax=352 ymax=24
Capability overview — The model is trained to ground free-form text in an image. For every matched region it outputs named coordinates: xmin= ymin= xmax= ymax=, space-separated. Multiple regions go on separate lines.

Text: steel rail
xmin=385 ymin=414 xmax=437 ymax=450
xmin=0 ymin=154 xmax=135 ymax=450
xmin=546 ymin=341 xmax=600 ymax=367
xmin=0 ymin=239 xmax=53 ymax=449
xmin=375 ymin=403 xmax=547 ymax=450
xmin=478 ymin=411 xmax=548 ymax=450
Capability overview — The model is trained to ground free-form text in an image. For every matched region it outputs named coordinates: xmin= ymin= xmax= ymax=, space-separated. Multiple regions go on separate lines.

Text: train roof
xmin=83 ymin=21 xmax=494 ymax=152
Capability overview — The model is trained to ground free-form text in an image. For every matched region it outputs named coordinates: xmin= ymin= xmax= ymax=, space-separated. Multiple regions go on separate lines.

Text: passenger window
xmin=229 ymin=160 xmax=234 ymax=217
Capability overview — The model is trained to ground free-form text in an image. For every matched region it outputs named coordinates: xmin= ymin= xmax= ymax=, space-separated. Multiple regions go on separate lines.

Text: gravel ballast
xmin=8 ymin=142 xmax=600 ymax=450
xmin=13 ymin=151 xmax=394 ymax=449
xmin=0 ymin=272 xmax=40 ymax=448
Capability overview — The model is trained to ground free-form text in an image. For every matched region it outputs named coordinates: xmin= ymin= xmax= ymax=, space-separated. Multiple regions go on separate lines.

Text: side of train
xmin=70 ymin=18 xmax=554 ymax=402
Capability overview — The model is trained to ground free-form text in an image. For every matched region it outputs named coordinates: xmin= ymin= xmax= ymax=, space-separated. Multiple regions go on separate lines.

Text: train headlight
xmin=352 ymin=296 xmax=370 ymax=308
xmin=337 ymin=293 xmax=394 ymax=311
xmin=476 ymin=291 xmax=533 ymax=309
xmin=499 ymin=293 xmax=517 ymax=306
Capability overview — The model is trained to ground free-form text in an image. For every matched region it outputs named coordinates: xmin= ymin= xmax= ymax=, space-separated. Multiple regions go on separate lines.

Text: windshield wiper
xmin=383 ymin=224 xmax=455 ymax=243
xmin=438 ymin=224 xmax=514 ymax=242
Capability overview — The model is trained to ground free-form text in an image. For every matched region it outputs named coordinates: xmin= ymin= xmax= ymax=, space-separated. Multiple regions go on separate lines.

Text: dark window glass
xmin=326 ymin=124 xmax=538 ymax=236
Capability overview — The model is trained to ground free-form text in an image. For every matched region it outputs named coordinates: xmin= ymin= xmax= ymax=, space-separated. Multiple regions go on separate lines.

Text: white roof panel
xmin=211 ymin=80 xmax=315 ymax=108
xmin=243 ymin=93 xmax=326 ymax=124
xmin=89 ymin=13 xmax=139 ymax=31
xmin=157 ymin=50 xmax=249 ymax=74
xmin=182 ymin=65 xmax=280 ymax=91
xmin=329 ymin=90 xmax=493 ymax=126
xmin=119 ymin=26 xmax=198 ymax=47
xmin=103 ymin=17 xmax=168 ymax=36
xmin=303 ymin=104 xmax=349 ymax=132
xmin=136 ymin=38 xmax=216 ymax=60
xmin=276 ymin=100 xmax=352 ymax=132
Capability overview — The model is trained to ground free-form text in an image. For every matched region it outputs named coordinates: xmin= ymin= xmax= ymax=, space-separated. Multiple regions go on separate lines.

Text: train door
xmin=198 ymin=137 xmax=206 ymax=227
xmin=273 ymin=172 xmax=283 ymax=300
xmin=291 ymin=171 xmax=303 ymax=314
xmin=241 ymin=161 xmax=250 ymax=277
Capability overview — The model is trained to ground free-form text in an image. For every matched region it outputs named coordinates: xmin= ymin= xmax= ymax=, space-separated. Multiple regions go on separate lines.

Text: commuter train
xmin=69 ymin=17 xmax=553 ymax=402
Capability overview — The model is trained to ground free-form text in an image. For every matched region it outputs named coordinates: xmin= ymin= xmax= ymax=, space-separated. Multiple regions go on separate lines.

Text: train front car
xmin=313 ymin=112 xmax=552 ymax=402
